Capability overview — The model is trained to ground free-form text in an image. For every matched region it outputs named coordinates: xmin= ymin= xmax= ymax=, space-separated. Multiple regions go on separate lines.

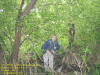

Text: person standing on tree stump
xmin=41 ymin=34 xmax=60 ymax=72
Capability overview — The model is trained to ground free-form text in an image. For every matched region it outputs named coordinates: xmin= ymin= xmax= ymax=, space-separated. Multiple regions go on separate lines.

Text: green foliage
xmin=0 ymin=0 xmax=100 ymax=71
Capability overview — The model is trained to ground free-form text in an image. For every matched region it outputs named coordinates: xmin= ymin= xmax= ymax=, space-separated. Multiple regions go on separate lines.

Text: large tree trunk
xmin=8 ymin=0 xmax=36 ymax=75
xmin=11 ymin=25 xmax=22 ymax=63
xmin=11 ymin=25 xmax=22 ymax=75
xmin=11 ymin=0 xmax=37 ymax=64
xmin=11 ymin=0 xmax=24 ymax=64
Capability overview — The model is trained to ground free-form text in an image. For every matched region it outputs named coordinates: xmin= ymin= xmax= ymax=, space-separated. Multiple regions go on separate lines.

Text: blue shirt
xmin=41 ymin=39 xmax=60 ymax=54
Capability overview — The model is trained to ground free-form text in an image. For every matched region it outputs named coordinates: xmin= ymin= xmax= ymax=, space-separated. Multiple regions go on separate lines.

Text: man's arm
xmin=41 ymin=40 xmax=51 ymax=54
xmin=55 ymin=41 xmax=60 ymax=50
xmin=41 ymin=40 xmax=49 ymax=50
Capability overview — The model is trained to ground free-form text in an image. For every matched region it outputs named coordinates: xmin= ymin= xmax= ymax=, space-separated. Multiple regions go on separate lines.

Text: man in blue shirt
xmin=41 ymin=34 xmax=60 ymax=72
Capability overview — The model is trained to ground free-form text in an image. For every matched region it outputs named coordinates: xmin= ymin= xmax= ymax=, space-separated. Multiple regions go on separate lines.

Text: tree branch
xmin=20 ymin=30 xmax=34 ymax=46
xmin=17 ymin=0 xmax=25 ymax=21
xmin=22 ymin=0 xmax=37 ymax=16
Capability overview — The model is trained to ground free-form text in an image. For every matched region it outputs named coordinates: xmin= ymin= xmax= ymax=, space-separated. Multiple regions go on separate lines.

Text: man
xmin=41 ymin=34 xmax=60 ymax=72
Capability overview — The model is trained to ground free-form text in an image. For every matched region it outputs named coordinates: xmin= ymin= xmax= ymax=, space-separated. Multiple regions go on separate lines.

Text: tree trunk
xmin=11 ymin=25 xmax=22 ymax=63
xmin=11 ymin=0 xmax=24 ymax=64
xmin=11 ymin=0 xmax=37 ymax=64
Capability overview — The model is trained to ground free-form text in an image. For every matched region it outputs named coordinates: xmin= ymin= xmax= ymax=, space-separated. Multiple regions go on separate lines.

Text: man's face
xmin=52 ymin=35 xmax=56 ymax=42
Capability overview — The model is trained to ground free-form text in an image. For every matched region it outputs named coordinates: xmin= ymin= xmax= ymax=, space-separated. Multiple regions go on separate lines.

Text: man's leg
xmin=48 ymin=52 xmax=54 ymax=71
xmin=43 ymin=53 xmax=49 ymax=72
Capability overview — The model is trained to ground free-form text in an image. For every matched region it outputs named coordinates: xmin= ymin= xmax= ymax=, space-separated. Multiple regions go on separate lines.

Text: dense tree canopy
xmin=0 ymin=0 xmax=100 ymax=75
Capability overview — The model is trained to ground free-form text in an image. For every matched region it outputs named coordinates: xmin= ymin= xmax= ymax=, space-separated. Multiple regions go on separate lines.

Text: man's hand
xmin=46 ymin=50 xmax=50 ymax=54
xmin=54 ymin=47 xmax=56 ymax=50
